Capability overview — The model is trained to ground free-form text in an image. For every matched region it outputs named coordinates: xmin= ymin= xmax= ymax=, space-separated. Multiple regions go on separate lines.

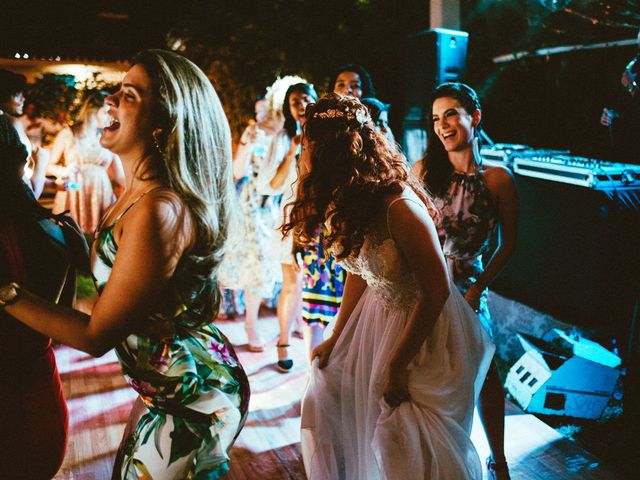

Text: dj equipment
xmin=512 ymin=154 xmax=640 ymax=190
xmin=480 ymin=144 xmax=529 ymax=166
xmin=479 ymin=144 xmax=569 ymax=167
xmin=480 ymin=143 xmax=640 ymax=189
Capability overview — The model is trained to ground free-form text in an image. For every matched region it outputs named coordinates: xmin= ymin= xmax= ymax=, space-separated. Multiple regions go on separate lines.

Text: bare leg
xmin=277 ymin=263 xmax=302 ymax=372
xmin=303 ymin=323 xmax=327 ymax=364
xmin=478 ymin=361 xmax=510 ymax=479
xmin=244 ymin=291 xmax=264 ymax=352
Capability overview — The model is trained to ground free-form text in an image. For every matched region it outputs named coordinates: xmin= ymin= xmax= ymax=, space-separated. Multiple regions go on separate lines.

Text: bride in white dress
xmin=282 ymin=94 xmax=495 ymax=480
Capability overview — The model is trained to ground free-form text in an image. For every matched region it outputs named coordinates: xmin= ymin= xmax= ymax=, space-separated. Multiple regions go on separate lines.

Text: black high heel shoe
xmin=277 ymin=344 xmax=294 ymax=373
xmin=486 ymin=456 xmax=510 ymax=480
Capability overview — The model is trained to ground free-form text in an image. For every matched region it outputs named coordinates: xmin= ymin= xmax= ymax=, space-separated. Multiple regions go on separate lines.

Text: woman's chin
xmin=100 ymin=130 xmax=118 ymax=152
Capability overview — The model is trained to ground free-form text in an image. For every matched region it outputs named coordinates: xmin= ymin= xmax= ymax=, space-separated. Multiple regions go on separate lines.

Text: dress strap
xmin=114 ymin=186 xmax=165 ymax=223
xmin=97 ymin=186 xmax=165 ymax=233
xmin=386 ymin=195 xmax=425 ymax=240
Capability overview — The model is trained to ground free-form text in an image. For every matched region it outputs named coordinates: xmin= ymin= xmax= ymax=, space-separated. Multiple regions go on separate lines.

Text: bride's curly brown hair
xmin=282 ymin=94 xmax=435 ymax=260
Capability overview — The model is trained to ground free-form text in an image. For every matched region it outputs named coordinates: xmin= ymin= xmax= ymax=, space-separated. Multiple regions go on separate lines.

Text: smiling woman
xmin=412 ymin=82 xmax=519 ymax=480
xmin=0 ymin=50 xmax=249 ymax=480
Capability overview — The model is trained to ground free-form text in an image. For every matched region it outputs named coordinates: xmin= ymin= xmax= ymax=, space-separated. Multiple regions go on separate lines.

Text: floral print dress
xmin=218 ymin=126 xmax=280 ymax=297
xmin=92 ymin=191 xmax=250 ymax=480
xmin=433 ymin=170 xmax=498 ymax=336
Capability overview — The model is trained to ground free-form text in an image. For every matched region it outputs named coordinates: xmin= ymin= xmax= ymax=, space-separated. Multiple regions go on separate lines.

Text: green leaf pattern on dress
xmin=93 ymin=222 xmax=250 ymax=479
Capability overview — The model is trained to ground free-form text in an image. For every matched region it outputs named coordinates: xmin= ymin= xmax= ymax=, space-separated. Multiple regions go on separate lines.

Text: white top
xmin=256 ymin=129 xmax=298 ymax=225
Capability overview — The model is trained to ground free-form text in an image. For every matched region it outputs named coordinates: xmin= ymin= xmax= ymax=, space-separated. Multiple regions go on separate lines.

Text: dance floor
xmin=52 ymin=307 xmax=620 ymax=479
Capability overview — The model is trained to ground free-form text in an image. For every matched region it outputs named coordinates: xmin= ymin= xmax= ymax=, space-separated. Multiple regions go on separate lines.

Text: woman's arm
xmin=255 ymin=131 xmax=291 ymax=195
xmin=45 ymin=128 xmax=71 ymax=178
xmin=268 ymin=134 xmax=300 ymax=191
xmin=27 ymin=146 xmax=49 ymax=198
xmin=232 ymin=125 xmax=256 ymax=180
xmin=386 ymin=194 xmax=450 ymax=368
xmin=383 ymin=193 xmax=451 ymax=406
xmin=313 ymin=272 xmax=367 ymax=368
xmin=3 ymin=190 xmax=191 ymax=356
xmin=465 ymin=166 xmax=519 ymax=307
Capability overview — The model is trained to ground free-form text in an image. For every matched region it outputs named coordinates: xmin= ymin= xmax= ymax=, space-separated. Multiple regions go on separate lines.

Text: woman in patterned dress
xmin=0 ymin=50 xmax=249 ymax=479
xmin=412 ymin=82 xmax=519 ymax=480
xmin=296 ymin=67 xmax=378 ymax=360
xmin=218 ymin=96 xmax=281 ymax=351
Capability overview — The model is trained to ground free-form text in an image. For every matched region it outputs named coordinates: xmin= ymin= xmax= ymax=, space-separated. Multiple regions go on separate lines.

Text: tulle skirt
xmin=301 ymin=283 xmax=494 ymax=480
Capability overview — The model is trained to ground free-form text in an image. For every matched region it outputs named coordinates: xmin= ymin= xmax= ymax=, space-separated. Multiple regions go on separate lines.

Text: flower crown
xmin=313 ymin=106 xmax=370 ymax=125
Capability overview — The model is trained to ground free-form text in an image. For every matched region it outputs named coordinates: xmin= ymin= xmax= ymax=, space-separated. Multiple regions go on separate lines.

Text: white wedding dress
xmin=301 ymin=198 xmax=495 ymax=480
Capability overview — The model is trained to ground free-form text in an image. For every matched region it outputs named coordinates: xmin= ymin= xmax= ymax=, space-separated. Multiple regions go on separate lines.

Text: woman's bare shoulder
xmin=482 ymin=164 xmax=515 ymax=188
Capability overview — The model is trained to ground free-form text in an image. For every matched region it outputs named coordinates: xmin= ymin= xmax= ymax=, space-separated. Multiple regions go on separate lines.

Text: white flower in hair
xmin=264 ymin=75 xmax=308 ymax=121
xmin=355 ymin=108 xmax=369 ymax=124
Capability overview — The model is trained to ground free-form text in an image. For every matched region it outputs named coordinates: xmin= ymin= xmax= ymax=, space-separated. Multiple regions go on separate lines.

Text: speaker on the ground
xmin=403 ymin=28 xmax=468 ymax=163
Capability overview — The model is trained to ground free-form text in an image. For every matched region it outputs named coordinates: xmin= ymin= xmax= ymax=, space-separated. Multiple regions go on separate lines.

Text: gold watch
xmin=0 ymin=282 xmax=20 ymax=308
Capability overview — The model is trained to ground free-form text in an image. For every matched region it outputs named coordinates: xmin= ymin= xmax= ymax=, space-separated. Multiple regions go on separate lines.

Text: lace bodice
xmin=339 ymin=236 xmax=419 ymax=311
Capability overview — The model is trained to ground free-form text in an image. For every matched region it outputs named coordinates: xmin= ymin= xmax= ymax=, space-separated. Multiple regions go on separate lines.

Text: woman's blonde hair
xmin=72 ymin=92 xmax=107 ymax=147
xmin=131 ymin=49 xmax=239 ymax=276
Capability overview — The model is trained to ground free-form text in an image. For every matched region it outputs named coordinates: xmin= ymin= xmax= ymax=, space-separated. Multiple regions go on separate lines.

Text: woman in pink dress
xmin=49 ymin=92 xmax=125 ymax=234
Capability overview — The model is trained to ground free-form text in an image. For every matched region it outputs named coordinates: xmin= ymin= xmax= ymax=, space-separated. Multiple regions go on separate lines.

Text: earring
xmin=152 ymin=132 xmax=163 ymax=154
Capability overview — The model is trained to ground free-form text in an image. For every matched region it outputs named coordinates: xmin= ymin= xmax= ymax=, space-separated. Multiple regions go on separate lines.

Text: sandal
xmin=277 ymin=344 xmax=294 ymax=373
xmin=245 ymin=326 xmax=264 ymax=353
xmin=486 ymin=456 xmax=510 ymax=480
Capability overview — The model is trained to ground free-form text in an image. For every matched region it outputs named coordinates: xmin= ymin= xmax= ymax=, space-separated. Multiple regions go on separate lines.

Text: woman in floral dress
xmin=412 ymin=82 xmax=519 ymax=480
xmin=218 ymin=96 xmax=282 ymax=351
xmin=0 ymin=50 xmax=249 ymax=479
xmin=296 ymin=67 xmax=378 ymax=360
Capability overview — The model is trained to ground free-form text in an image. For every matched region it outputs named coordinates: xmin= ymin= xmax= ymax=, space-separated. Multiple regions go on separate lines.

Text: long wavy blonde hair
xmin=131 ymin=49 xmax=239 ymax=276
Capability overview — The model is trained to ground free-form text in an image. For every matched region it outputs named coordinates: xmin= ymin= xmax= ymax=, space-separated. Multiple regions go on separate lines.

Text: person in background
xmin=295 ymin=66 xmax=381 ymax=362
xmin=258 ymin=82 xmax=317 ymax=372
xmin=328 ymin=63 xmax=376 ymax=98
xmin=21 ymin=101 xmax=63 ymax=149
xmin=412 ymin=82 xmax=519 ymax=480
xmin=218 ymin=93 xmax=282 ymax=352
xmin=285 ymin=94 xmax=494 ymax=479
xmin=599 ymin=29 xmax=640 ymax=164
xmin=47 ymin=92 xmax=125 ymax=234
xmin=361 ymin=97 xmax=396 ymax=145
xmin=0 ymin=49 xmax=250 ymax=479
xmin=0 ymin=69 xmax=48 ymax=197
xmin=0 ymin=88 xmax=73 ymax=480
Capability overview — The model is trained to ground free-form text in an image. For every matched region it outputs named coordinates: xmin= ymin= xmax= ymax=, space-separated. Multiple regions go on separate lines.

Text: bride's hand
xmin=383 ymin=365 xmax=410 ymax=407
xmin=312 ymin=336 xmax=337 ymax=369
